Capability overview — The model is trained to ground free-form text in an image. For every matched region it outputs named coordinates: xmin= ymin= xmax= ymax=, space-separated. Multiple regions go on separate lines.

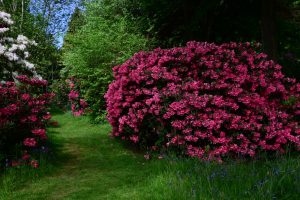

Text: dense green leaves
xmin=62 ymin=0 xmax=152 ymax=122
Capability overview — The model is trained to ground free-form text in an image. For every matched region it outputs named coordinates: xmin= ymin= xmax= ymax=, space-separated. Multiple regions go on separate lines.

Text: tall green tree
xmin=62 ymin=0 xmax=152 ymax=122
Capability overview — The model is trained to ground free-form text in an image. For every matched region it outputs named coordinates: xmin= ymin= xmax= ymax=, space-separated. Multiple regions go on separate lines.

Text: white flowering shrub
xmin=0 ymin=11 xmax=39 ymax=80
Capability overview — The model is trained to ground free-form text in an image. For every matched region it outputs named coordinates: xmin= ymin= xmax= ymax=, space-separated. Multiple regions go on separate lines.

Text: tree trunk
xmin=261 ymin=0 xmax=278 ymax=61
xmin=20 ymin=0 xmax=24 ymax=30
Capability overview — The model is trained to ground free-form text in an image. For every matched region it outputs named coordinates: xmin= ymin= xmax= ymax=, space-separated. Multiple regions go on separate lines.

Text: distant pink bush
xmin=0 ymin=75 xmax=54 ymax=167
xmin=105 ymin=41 xmax=300 ymax=161
xmin=66 ymin=78 xmax=88 ymax=116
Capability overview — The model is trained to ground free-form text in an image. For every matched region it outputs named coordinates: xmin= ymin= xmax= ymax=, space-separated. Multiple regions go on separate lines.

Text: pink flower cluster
xmin=0 ymin=75 xmax=54 ymax=167
xmin=66 ymin=78 xmax=88 ymax=116
xmin=105 ymin=41 xmax=300 ymax=161
xmin=10 ymin=151 xmax=39 ymax=168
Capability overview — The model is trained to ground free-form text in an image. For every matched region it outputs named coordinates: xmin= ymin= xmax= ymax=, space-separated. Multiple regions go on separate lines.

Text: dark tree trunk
xmin=261 ymin=0 xmax=278 ymax=61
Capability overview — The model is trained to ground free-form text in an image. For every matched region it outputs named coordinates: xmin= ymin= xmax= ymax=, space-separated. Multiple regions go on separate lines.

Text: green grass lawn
xmin=1 ymin=112 xmax=300 ymax=200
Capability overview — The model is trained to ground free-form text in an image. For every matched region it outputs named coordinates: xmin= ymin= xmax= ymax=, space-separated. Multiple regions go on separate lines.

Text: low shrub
xmin=50 ymin=79 xmax=70 ymax=109
xmin=49 ymin=77 xmax=88 ymax=116
xmin=66 ymin=78 xmax=88 ymax=116
xmin=0 ymin=75 xmax=54 ymax=168
xmin=105 ymin=41 xmax=300 ymax=161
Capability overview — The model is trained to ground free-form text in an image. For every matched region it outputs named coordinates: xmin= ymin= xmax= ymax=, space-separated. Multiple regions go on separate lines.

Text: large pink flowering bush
xmin=105 ymin=41 xmax=300 ymax=161
xmin=0 ymin=10 xmax=54 ymax=168
xmin=0 ymin=75 xmax=54 ymax=168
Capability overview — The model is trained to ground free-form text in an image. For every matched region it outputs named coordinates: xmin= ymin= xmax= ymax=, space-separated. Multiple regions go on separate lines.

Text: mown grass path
xmin=1 ymin=112 xmax=300 ymax=200
xmin=5 ymin=112 xmax=163 ymax=200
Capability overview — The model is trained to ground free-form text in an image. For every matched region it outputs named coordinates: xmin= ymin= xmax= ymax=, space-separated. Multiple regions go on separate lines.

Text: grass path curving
xmin=5 ymin=112 xmax=161 ymax=200
xmin=1 ymin=112 xmax=300 ymax=200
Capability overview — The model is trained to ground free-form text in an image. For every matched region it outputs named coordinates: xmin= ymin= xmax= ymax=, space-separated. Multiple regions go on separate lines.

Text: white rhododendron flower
xmin=0 ymin=11 xmax=14 ymax=25
xmin=0 ymin=44 xmax=6 ymax=54
xmin=24 ymin=51 xmax=29 ymax=58
xmin=0 ymin=27 xmax=9 ymax=33
xmin=18 ymin=44 xmax=26 ymax=50
xmin=0 ymin=10 xmax=40 ymax=80
xmin=4 ymin=52 xmax=18 ymax=61
xmin=23 ymin=60 xmax=35 ymax=69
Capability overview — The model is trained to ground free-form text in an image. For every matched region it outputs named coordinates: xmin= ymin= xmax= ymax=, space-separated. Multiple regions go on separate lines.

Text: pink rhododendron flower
xmin=21 ymin=93 xmax=30 ymax=101
xmin=130 ymin=135 xmax=139 ymax=143
xmin=31 ymin=129 xmax=46 ymax=136
xmin=69 ymin=82 xmax=75 ymax=89
xmin=22 ymin=153 xmax=30 ymax=160
xmin=79 ymin=99 xmax=88 ymax=108
xmin=68 ymin=90 xmax=79 ymax=100
xmin=42 ymin=113 xmax=51 ymax=120
xmin=30 ymin=160 xmax=39 ymax=168
xmin=67 ymin=78 xmax=88 ymax=116
xmin=28 ymin=115 xmax=38 ymax=122
xmin=23 ymin=138 xmax=37 ymax=147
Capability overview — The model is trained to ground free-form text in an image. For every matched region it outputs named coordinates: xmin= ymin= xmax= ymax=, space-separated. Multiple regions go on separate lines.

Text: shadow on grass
xmin=49 ymin=107 xmax=65 ymax=115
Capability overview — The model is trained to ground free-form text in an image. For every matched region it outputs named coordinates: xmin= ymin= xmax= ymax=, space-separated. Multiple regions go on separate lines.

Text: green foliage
xmin=277 ymin=2 xmax=300 ymax=79
xmin=50 ymin=79 xmax=70 ymax=109
xmin=62 ymin=0 xmax=152 ymax=122
xmin=282 ymin=96 xmax=298 ymax=106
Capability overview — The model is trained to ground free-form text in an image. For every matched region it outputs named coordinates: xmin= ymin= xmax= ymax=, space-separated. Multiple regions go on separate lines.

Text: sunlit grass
xmin=1 ymin=112 xmax=299 ymax=199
